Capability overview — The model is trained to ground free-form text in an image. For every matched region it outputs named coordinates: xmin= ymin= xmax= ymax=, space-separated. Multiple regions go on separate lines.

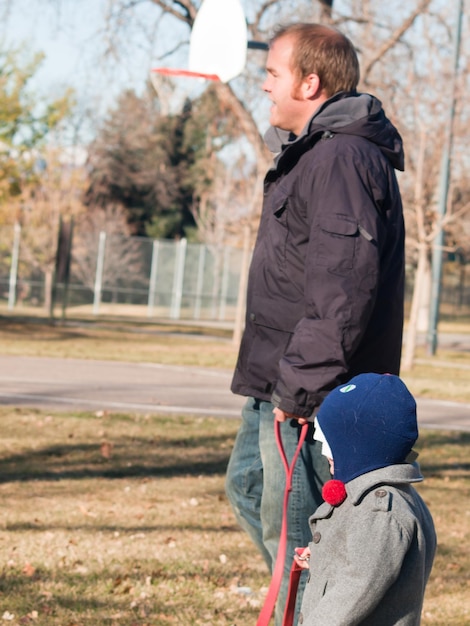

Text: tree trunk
xmin=232 ymin=223 xmax=252 ymax=346
xmin=401 ymin=124 xmax=429 ymax=371
xmin=401 ymin=244 xmax=430 ymax=371
xmin=319 ymin=0 xmax=334 ymax=22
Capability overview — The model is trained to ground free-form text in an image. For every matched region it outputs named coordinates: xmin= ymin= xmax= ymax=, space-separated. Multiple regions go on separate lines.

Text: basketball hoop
xmin=149 ymin=67 xmax=221 ymax=116
xmin=188 ymin=0 xmax=247 ymax=83
xmin=150 ymin=0 xmax=249 ymax=101
xmin=150 ymin=68 xmax=221 ymax=82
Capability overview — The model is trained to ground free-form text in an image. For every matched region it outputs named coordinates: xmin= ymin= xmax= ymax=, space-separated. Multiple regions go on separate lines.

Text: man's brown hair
xmin=270 ymin=23 xmax=360 ymax=97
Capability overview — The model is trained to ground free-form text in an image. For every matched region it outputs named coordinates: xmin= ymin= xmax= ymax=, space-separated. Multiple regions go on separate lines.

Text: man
xmin=225 ymin=23 xmax=405 ymax=626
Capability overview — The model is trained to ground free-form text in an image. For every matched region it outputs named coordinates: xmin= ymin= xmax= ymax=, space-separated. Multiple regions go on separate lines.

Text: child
xmin=296 ymin=373 xmax=436 ymax=626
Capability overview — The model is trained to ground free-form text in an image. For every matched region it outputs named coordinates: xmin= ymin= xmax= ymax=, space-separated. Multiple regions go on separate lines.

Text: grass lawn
xmin=0 ymin=409 xmax=468 ymax=625
xmin=0 ymin=409 xmax=267 ymax=625
xmin=0 ymin=409 xmax=470 ymax=626
xmin=0 ymin=316 xmax=468 ymax=624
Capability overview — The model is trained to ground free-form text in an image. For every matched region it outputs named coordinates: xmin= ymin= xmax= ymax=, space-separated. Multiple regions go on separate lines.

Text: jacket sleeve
xmin=271 ymin=149 xmax=392 ymax=417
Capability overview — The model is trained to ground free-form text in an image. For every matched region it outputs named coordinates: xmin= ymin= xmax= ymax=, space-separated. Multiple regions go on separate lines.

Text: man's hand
xmin=273 ymin=407 xmax=309 ymax=425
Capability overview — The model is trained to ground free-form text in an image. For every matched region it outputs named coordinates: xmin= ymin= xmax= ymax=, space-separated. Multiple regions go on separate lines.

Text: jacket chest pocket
xmin=267 ymin=187 xmax=293 ymax=271
xmin=314 ymin=215 xmax=358 ymax=275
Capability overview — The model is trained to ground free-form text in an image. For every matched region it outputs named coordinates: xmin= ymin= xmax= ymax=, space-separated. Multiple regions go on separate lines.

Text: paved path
xmin=0 ymin=355 xmax=243 ymax=417
xmin=0 ymin=355 xmax=469 ymax=432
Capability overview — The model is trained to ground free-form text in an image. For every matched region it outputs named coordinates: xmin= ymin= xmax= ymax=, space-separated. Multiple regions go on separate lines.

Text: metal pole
xmin=427 ymin=0 xmax=463 ymax=355
xmin=193 ymin=244 xmax=206 ymax=320
xmin=247 ymin=41 xmax=268 ymax=51
xmin=170 ymin=238 xmax=187 ymax=320
xmin=93 ymin=231 xmax=107 ymax=315
xmin=147 ymin=239 xmax=160 ymax=317
xmin=218 ymin=246 xmax=231 ymax=321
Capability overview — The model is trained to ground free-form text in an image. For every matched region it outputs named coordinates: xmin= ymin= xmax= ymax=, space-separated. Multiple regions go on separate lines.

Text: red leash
xmin=282 ymin=548 xmax=305 ymax=626
xmin=256 ymin=420 xmax=309 ymax=626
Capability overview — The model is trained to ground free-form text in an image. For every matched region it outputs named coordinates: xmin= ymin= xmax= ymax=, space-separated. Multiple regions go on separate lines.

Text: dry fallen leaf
xmin=22 ymin=563 xmax=36 ymax=577
xmin=100 ymin=441 xmax=113 ymax=458
xmin=79 ymin=505 xmax=97 ymax=518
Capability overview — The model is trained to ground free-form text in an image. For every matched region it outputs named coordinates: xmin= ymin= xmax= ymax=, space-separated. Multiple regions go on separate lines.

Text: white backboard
xmin=188 ymin=0 xmax=248 ymax=83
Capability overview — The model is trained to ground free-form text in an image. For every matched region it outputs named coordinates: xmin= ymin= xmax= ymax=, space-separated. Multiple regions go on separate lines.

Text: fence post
xmin=147 ymin=239 xmax=160 ymax=317
xmin=93 ymin=231 xmax=107 ymax=315
xmin=8 ymin=222 xmax=21 ymax=310
xmin=218 ymin=246 xmax=231 ymax=321
xmin=193 ymin=244 xmax=206 ymax=320
xmin=170 ymin=238 xmax=187 ymax=319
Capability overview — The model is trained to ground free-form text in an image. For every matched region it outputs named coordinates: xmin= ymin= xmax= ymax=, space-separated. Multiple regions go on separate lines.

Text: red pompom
xmin=322 ymin=479 xmax=347 ymax=506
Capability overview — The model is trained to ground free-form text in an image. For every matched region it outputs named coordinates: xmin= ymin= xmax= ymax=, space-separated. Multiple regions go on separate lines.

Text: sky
xmin=1 ymin=0 xmax=190 ymax=132
xmin=1 ymin=0 xmax=265 ymax=105
xmin=2 ymin=1 xmax=107 ymax=96
xmin=0 ymin=0 xmax=272 ymax=146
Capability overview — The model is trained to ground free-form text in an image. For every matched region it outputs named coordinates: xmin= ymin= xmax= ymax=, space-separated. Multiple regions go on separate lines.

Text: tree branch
xmin=148 ymin=0 xmax=198 ymax=26
xmin=250 ymin=0 xmax=281 ymax=36
xmin=319 ymin=0 xmax=334 ymax=22
xmin=362 ymin=0 xmax=432 ymax=84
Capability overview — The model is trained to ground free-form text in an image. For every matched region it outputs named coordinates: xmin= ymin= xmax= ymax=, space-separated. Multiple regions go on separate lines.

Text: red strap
xmin=256 ymin=421 xmax=309 ymax=626
xmin=282 ymin=549 xmax=305 ymax=626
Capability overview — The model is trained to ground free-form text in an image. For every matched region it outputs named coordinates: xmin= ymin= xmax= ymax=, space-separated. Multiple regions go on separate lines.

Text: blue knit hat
xmin=316 ymin=373 xmax=418 ymax=483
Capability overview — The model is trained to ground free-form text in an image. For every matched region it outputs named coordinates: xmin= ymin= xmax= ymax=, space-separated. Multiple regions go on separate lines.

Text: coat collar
xmin=311 ymin=463 xmax=423 ymax=520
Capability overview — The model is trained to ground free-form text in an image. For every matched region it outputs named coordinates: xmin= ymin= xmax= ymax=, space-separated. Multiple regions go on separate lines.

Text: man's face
xmin=262 ymin=36 xmax=311 ymax=136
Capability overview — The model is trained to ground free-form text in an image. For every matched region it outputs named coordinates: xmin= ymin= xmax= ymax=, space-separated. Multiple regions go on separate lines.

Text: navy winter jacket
xmin=231 ymin=91 xmax=406 ymax=417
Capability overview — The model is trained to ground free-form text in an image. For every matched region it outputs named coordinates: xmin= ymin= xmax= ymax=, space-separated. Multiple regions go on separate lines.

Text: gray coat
xmin=299 ymin=464 xmax=436 ymax=625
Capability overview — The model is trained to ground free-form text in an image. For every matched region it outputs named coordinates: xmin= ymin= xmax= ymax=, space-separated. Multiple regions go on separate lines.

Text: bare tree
xmin=375 ymin=1 xmax=469 ymax=367
xmin=11 ymin=146 xmax=86 ymax=312
xmin=72 ymin=204 xmax=146 ymax=301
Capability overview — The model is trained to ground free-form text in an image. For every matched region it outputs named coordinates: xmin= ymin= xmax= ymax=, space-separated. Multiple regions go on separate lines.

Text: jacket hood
xmin=264 ymin=91 xmax=405 ymax=171
xmin=316 ymin=373 xmax=418 ymax=483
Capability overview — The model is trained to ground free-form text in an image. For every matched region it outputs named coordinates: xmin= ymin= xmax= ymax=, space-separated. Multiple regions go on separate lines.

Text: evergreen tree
xmin=85 ymin=86 xmax=197 ymax=239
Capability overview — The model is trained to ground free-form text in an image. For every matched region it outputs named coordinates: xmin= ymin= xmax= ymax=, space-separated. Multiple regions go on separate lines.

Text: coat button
xmin=375 ymin=489 xmax=387 ymax=498
xmin=250 ymin=312 xmax=256 ymax=321
xmin=299 ymin=613 xmax=304 ymax=624
xmin=312 ymin=531 xmax=321 ymax=543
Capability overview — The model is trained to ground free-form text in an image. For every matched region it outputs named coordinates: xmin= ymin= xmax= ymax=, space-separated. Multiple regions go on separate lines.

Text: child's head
xmin=315 ymin=373 xmax=418 ymax=483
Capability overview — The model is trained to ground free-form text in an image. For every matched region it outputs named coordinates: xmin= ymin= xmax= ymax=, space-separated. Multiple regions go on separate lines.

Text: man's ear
xmin=303 ymin=73 xmax=321 ymax=99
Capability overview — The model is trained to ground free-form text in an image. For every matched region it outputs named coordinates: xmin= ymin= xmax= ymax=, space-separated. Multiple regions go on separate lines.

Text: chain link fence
xmin=0 ymin=223 xmax=249 ymax=322
xmin=0 ymin=222 xmax=469 ymax=324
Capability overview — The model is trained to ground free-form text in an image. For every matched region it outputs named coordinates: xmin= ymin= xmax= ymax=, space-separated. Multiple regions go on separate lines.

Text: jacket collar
xmin=312 ymin=463 xmax=423 ymax=520
xmin=264 ymin=90 xmax=405 ymax=173
xmin=347 ymin=462 xmax=423 ymax=505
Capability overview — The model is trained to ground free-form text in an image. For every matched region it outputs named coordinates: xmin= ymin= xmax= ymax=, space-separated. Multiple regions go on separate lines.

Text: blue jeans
xmin=225 ymin=397 xmax=330 ymax=626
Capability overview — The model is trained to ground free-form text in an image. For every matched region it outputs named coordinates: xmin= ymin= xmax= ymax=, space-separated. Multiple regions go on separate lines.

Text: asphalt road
xmin=0 ymin=355 xmax=469 ymax=432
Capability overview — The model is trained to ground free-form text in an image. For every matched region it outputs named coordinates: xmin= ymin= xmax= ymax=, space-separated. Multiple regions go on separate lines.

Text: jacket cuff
xmin=271 ymin=390 xmax=314 ymax=418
